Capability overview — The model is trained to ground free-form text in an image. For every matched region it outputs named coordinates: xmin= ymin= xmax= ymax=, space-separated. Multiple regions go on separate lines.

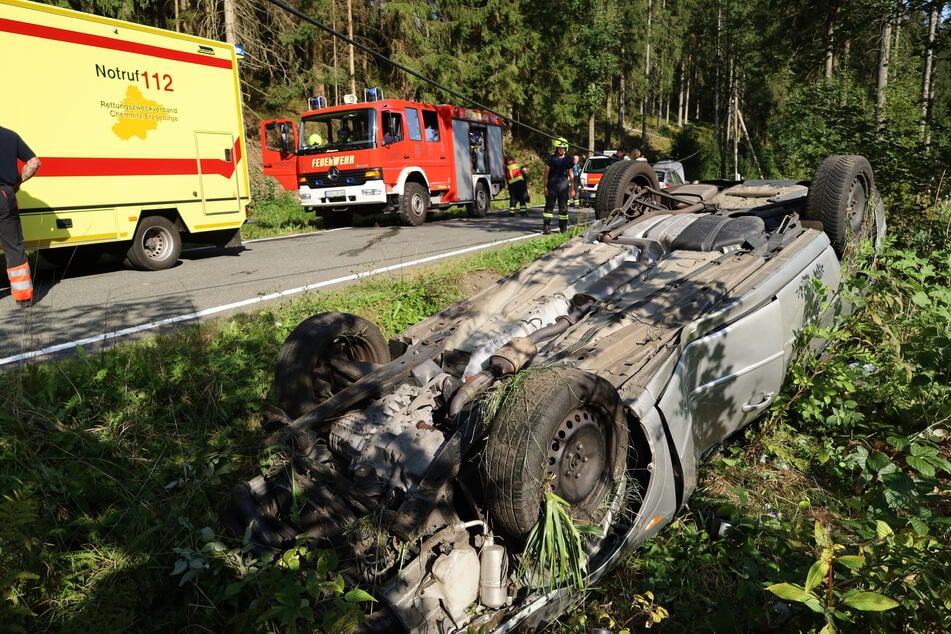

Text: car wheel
xmin=804 ymin=155 xmax=876 ymax=260
xmin=275 ymin=312 xmax=391 ymax=418
xmin=467 ymin=181 xmax=490 ymax=217
xmin=126 ymin=216 xmax=181 ymax=270
xmin=398 ymin=182 xmax=429 ymax=226
xmin=594 ymin=161 xmax=660 ymax=220
xmin=484 ymin=367 xmax=629 ymax=538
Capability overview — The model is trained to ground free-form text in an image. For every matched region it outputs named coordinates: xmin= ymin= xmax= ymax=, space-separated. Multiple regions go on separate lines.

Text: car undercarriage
xmin=224 ymin=155 xmax=885 ymax=632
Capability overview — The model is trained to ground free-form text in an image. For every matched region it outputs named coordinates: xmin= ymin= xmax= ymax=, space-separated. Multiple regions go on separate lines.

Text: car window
xmin=583 ymin=158 xmax=611 ymax=174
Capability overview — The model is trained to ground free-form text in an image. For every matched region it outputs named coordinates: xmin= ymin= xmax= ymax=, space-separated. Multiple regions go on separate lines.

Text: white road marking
xmin=1 ymin=232 xmax=537 ymax=366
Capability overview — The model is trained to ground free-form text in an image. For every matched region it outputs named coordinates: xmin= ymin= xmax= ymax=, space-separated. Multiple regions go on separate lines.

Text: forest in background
xmin=44 ymin=0 xmax=951 ymax=208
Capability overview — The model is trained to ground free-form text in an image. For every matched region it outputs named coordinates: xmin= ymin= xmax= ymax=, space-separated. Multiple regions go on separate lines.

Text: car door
xmin=260 ymin=119 xmax=299 ymax=191
xmin=657 ymin=299 xmax=787 ymax=455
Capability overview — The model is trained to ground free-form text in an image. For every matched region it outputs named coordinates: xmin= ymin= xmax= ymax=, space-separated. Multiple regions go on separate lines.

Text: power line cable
xmin=265 ymin=0 xmax=583 ymax=152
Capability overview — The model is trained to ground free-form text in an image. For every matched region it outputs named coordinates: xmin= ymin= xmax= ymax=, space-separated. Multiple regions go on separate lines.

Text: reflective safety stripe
xmin=558 ymin=214 xmax=569 ymax=220
xmin=7 ymin=262 xmax=33 ymax=301
xmin=542 ymin=211 xmax=553 ymax=219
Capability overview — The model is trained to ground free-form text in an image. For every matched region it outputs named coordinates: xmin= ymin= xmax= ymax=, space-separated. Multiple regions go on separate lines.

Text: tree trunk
xmin=920 ymin=3 xmax=940 ymax=144
xmin=641 ymin=0 xmax=653 ymax=147
xmin=677 ymin=59 xmax=685 ymax=127
xmin=824 ymin=4 xmax=837 ymax=78
xmin=588 ymin=112 xmax=596 ymax=154
xmin=714 ymin=2 xmax=723 ymax=176
xmin=617 ymin=70 xmax=625 ymax=146
xmin=876 ymin=7 xmax=893 ymax=140
xmin=348 ymin=0 xmax=356 ymax=96
xmin=223 ymin=0 xmax=236 ymax=44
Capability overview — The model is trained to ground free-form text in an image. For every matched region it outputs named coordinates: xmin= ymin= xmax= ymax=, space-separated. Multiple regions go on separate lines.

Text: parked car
xmin=225 ymin=155 xmax=885 ymax=633
xmin=579 ymin=155 xmax=614 ymax=205
xmin=654 ymin=159 xmax=686 ymax=188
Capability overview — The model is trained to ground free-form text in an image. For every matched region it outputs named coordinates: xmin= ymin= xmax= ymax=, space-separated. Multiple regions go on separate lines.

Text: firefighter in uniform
xmin=542 ymin=137 xmax=574 ymax=234
xmin=504 ymin=157 xmax=529 ymax=215
xmin=0 ymin=126 xmax=41 ymax=307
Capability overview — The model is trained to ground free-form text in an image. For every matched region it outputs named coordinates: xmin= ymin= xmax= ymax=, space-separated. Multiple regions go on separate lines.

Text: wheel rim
xmin=142 ymin=226 xmax=173 ymax=260
xmin=546 ymin=406 xmax=609 ymax=506
xmin=477 ymin=187 xmax=488 ymax=211
xmin=846 ymin=178 xmax=868 ymax=234
xmin=410 ymin=193 xmax=425 ymax=219
xmin=843 ymin=177 xmax=873 ymax=263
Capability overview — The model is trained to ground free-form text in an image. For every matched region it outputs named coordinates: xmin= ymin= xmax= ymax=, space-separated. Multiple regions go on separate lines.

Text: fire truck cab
xmin=261 ymin=91 xmax=505 ymax=226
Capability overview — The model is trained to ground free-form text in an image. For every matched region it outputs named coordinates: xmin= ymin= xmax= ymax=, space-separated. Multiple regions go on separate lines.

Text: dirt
xmin=457 ymin=269 xmax=502 ymax=297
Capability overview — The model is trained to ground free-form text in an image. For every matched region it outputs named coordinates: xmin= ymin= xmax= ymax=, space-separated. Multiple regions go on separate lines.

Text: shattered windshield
xmin=300 ymin=108 xmax=375 ymax=154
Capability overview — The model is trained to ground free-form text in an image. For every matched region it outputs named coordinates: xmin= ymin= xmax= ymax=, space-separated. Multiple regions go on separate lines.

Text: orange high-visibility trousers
xmin=7 ymin=261 xmax=33 ymax=301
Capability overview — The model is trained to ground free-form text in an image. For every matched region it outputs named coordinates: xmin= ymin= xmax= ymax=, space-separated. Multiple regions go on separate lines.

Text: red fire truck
xmin=260 ymin=90 xmax=506 ymax=226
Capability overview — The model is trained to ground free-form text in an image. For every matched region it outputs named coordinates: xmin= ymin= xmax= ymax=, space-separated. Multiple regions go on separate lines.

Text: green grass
xmin=0 ymin=231 xmax=571 ymax=633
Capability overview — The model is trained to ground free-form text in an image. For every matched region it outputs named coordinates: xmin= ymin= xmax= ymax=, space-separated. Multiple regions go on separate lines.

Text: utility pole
xmin=348 ymin=0 xmax=356 ymax=96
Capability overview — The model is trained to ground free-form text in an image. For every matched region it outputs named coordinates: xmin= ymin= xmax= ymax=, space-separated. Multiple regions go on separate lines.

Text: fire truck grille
xmin=303 ymin=169 xmax=374 ymax=189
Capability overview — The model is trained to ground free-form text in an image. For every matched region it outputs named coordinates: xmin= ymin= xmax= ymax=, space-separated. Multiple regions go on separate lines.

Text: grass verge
xmin=0 ymin=231 xmax=571 ymax=632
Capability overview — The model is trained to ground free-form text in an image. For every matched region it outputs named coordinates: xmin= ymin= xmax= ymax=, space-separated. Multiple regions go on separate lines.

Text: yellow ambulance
xmin=1 ymin=0 xmax=250 ymax=270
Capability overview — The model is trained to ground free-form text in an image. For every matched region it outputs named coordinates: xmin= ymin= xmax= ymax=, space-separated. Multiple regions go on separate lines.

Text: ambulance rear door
xmin=196 ymin=131 xmax=241 ymax=214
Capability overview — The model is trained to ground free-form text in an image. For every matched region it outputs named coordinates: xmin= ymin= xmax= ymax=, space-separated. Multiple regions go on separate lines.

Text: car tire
xmin=275 ymin=312 xmax=391 ymax=418
xmin=467 ymin=181 xmax=490 ymax=217
xmin=125 ymin=216 xmax=181 ymax=271
xmin=804 ymin=155 xmax=876 ymax=259
xmin=484 ymin=367 xmax=629 ymax=538
xmin=594 ymin=161 xmax=660 ymax=220
xmin=398 ymin=182 xmax=429 ymax=226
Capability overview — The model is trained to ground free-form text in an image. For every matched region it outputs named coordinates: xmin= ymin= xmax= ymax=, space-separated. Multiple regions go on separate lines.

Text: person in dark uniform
xmin=0 ymin=126 xmax=41 ymax=307
xmin=542 ymin=137 xmax=573 ymax=234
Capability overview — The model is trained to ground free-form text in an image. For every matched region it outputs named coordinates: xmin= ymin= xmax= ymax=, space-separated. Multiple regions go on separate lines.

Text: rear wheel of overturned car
xmin=594 ymin=160 xmax=660 ymax=220
xmin=484 ymin=367 xmax=629 ymax=539
xmin=804 ymin=155 xmax=876 ymax=260
xmin=467 ymin=181 xmax=490 ymax=217
xmin=398 ymin=181 xmax=429 ymax=226
xmin=126 ymin=215 xmax=182 ymax=270
xmin=275 ymin=312 xmax=391 ymax=418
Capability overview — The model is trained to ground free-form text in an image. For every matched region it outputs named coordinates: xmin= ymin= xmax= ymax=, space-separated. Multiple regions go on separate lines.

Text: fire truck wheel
xmin=398 ymin=182 xmax=429 ymax=226
xmin=467 ymin=182 xmax=490 ymax=217
xmin=126 ymin=216 xmax=182 ymax=271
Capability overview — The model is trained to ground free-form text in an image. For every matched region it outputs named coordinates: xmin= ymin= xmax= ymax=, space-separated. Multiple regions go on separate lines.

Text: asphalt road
xmin=1 ymin=208 xmax=591 ymax=366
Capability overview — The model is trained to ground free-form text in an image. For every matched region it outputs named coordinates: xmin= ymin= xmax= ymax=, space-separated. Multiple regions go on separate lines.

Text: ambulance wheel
xmin=398 ymin=182 xmax=429 ymax=226
xmin=467 ymin=182 xmax=490 ymax=217
xmin=126 ymin=216 xmax=182 ymax=271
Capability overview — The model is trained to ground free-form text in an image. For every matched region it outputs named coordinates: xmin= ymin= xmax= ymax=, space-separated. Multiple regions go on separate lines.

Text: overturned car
xmin=225 ymin=156 xmax=885 ymax=632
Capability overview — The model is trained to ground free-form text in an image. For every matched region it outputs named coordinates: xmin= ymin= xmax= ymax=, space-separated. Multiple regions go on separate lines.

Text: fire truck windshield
xmin=300 ymin=108 xmax=375 ymax=154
